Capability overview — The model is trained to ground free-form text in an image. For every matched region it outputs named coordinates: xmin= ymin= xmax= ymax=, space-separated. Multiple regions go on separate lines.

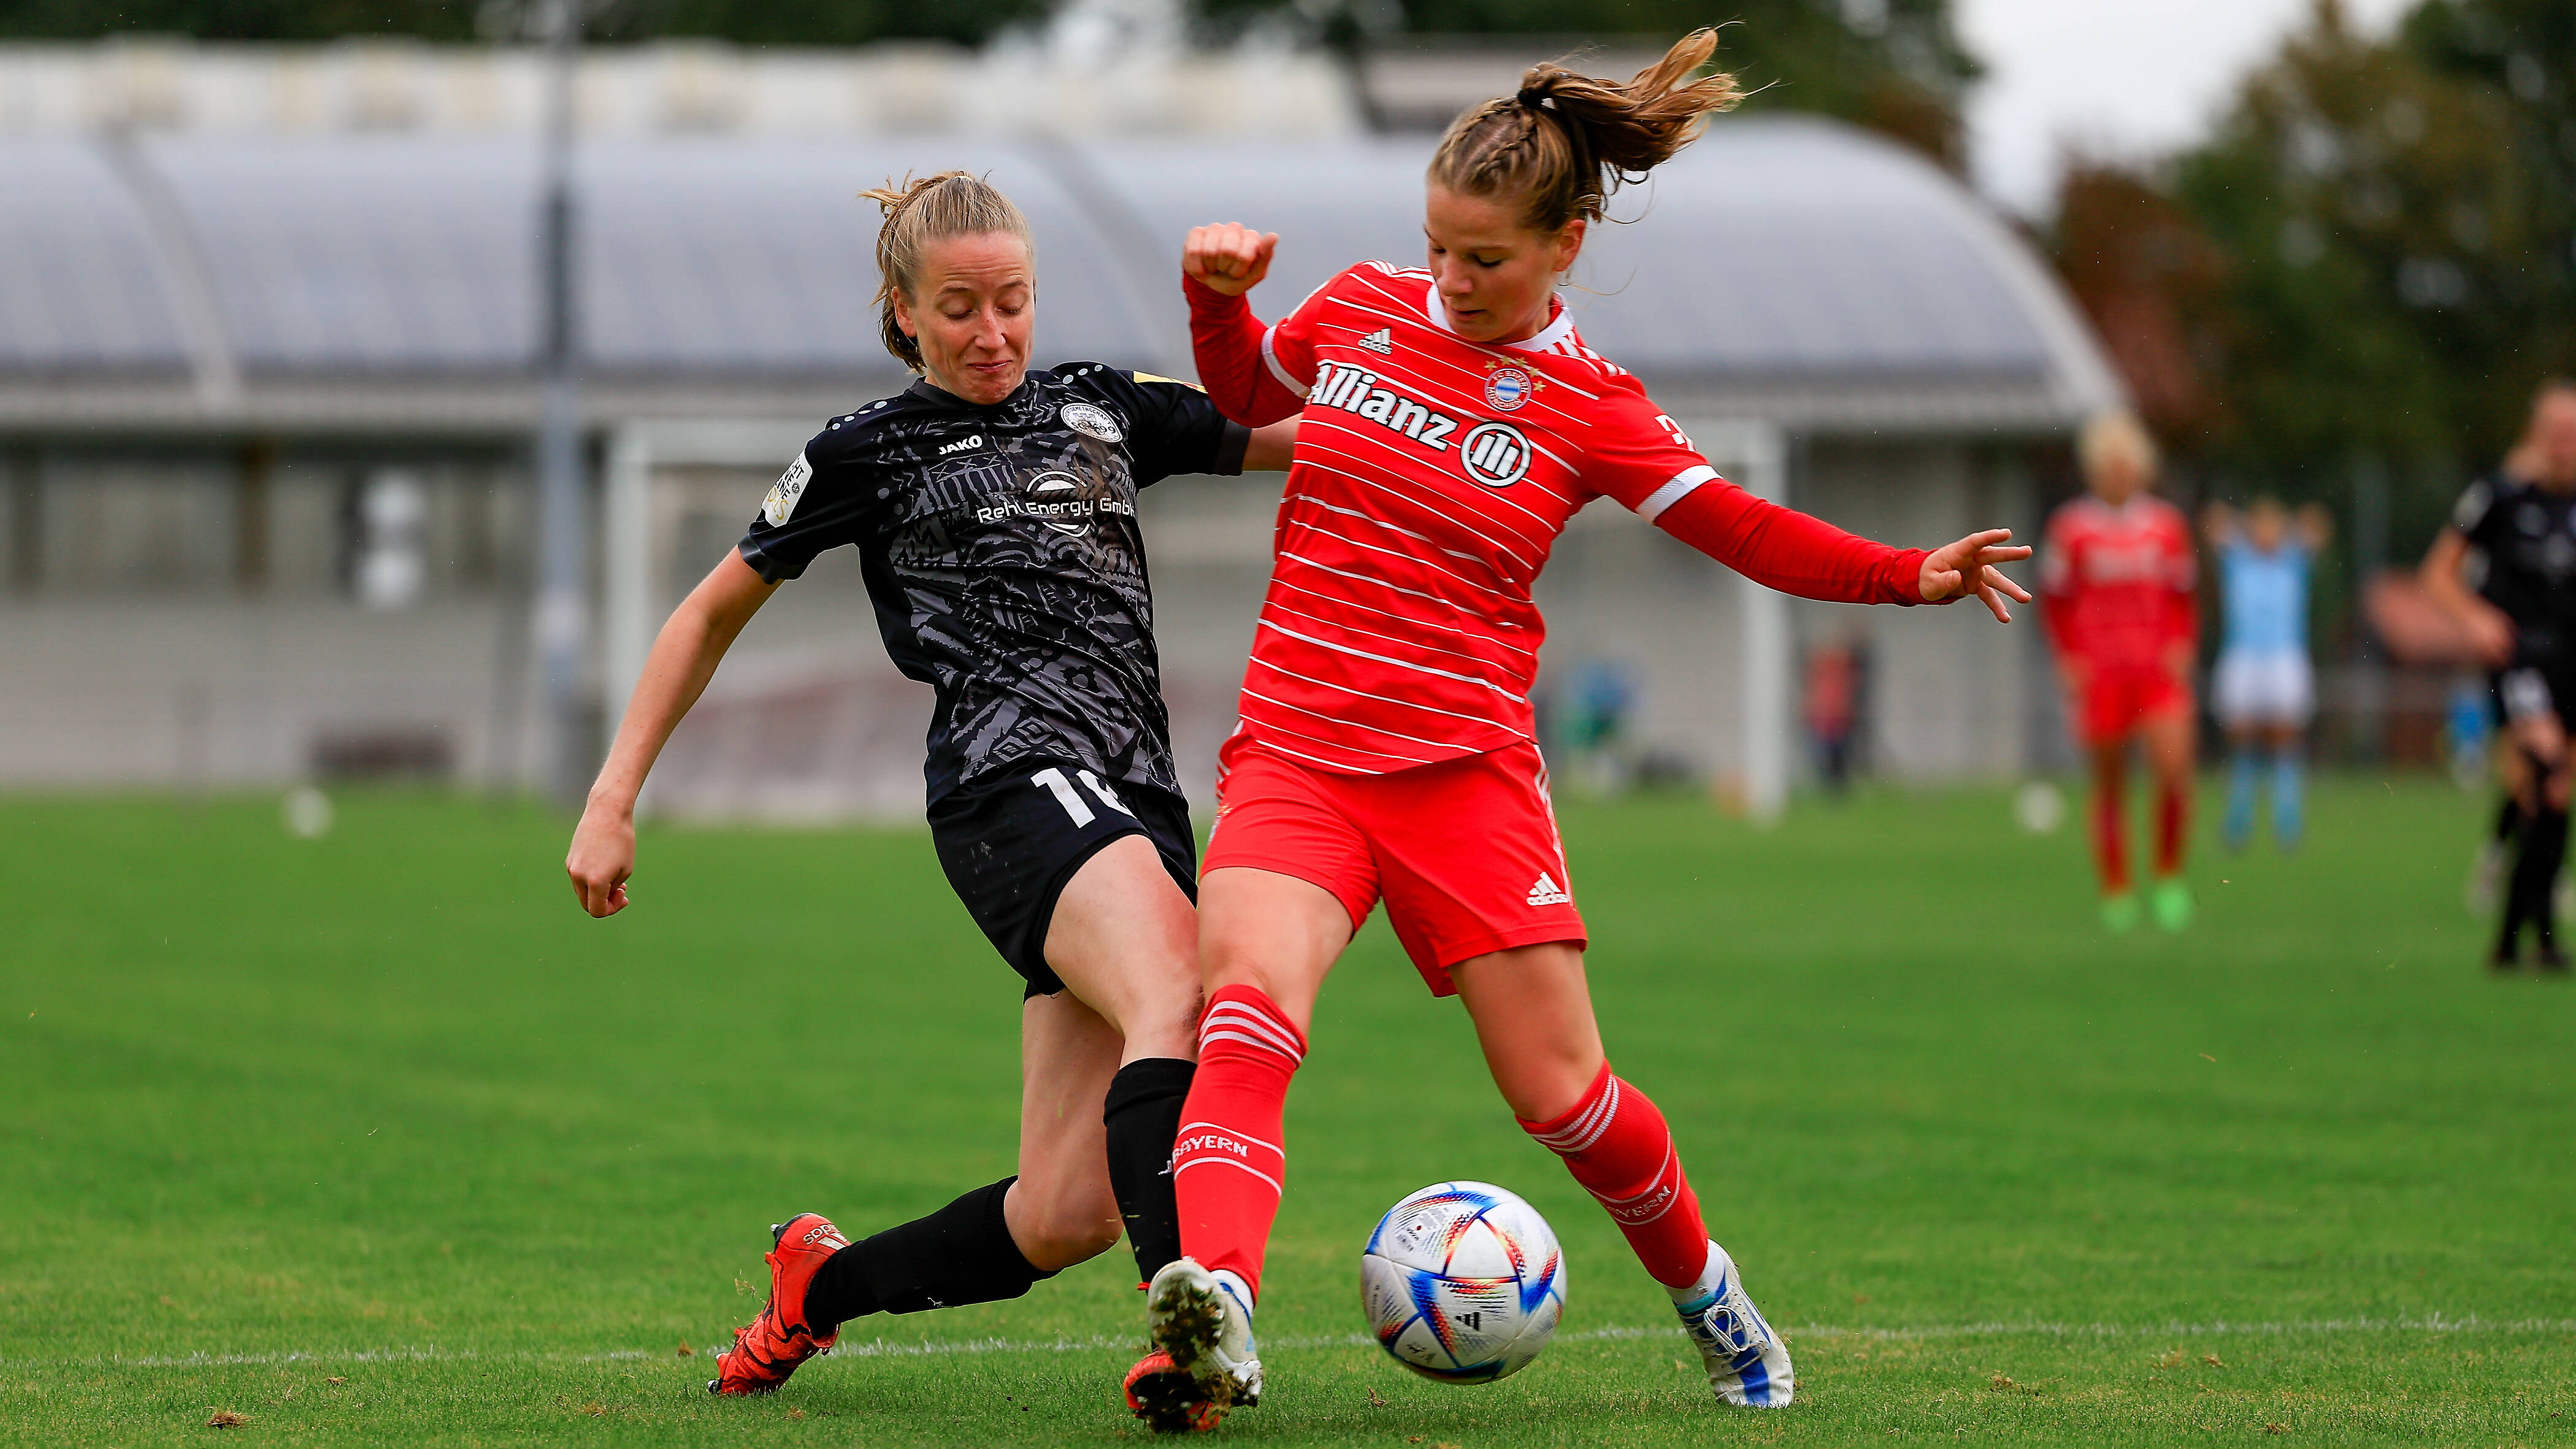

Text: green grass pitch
xmin=4 ymin=779 xmax=2572 ymax=1446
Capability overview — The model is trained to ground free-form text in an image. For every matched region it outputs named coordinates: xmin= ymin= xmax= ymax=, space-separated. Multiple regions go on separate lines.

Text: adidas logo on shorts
xmin=1358 ymin=328 xmax=1393 ymax=355
xmin=1527 ymin=872 xmax=1570 ymax=907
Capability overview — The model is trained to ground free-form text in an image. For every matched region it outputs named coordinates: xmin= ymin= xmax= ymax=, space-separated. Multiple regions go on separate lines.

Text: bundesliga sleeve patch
xmin=762 ymin=450 xmax=813 ymax=526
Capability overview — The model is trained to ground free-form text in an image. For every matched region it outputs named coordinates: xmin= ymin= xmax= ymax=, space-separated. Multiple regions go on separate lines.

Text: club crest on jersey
xmin=762 ymin=450 xmax=813 ymax=526
xmin=1309 ymin=361 xmax=1460 ymax=451
xmin=1482 ymin=364 xmax=1534 ymax=412
xmin=1060 ymin=402 xmax=1124 ymax=443
xmin=1459 ymin=421 xmax=1531 ymax=489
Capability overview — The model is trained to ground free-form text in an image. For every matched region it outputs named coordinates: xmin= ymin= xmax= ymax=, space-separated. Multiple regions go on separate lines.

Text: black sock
xmin=2502 ymin=805 xmax=2569 ymax=953
xmin=802 ymin=1178 xmax=1054 ymax=1332
xmin=2496 ymin=794 xmax=2525 ymax=845
xmin=2527 ymin=807 xmax=2569 ymax=947
xmin=1103 ymin=1057 xmax=1194 ymax=1283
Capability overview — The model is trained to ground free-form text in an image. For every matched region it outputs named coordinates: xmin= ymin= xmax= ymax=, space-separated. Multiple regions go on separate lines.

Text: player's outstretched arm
xmin=1242 ymin=419 xmax=1300 ymax=472
xmin=2419 ymin=529 xmax=2514 ymax=665
xmin=565 ymin=550 xmax=778 ymax=918
xmin=1917 ymin=528 xmax=2036 ymax=623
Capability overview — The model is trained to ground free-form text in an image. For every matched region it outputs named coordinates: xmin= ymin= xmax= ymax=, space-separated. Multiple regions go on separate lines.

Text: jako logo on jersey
xmin=1060 ymin=402 xmax=1124 ymax=443
xmin=1309 ymin=361 xmax=1460 ymax=450
xmin=936 ymin=433 xmax=984 ymax=457
xmin=1460 ymin=421 xmax=1532 ymax=489
xmin=1483 ymin=365 xmax=1533 ymax=412
xmin=1358 ymin=328 xmax=1393 ymax=355
xmin=762 ymin=450 xmax=813 ymax=526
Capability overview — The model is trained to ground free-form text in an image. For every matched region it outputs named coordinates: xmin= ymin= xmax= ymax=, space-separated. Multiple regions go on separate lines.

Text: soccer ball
xmin=1361 ymin=1181 xmax=1566 ymax=1383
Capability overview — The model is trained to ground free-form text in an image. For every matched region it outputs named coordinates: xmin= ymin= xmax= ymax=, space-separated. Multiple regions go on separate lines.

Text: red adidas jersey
xmin=2039 ymin=493 xmax=2198 ymax=671
xmin=1211 ymin=263 xmax=1739 ymax=772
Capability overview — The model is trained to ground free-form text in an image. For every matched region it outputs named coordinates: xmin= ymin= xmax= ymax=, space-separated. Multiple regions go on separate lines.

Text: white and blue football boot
xmin=1670 ymin=1240 xmax=1794 ymax=1407
xmin=1146 ymin=1256 xmax=1263 ymax=1415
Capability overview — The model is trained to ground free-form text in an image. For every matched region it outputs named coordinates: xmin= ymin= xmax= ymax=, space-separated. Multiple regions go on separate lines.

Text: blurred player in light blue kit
xmin=2203 ymin=498 xmax=2331 ymax=850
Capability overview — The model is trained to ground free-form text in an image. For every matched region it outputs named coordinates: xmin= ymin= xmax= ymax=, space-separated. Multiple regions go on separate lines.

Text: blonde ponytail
xmin=1428 ymin=29 xmax=1742 ymax=235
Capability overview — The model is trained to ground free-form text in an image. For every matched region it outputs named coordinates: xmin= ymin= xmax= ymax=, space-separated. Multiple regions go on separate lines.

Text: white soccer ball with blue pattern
xmin=1362 ymin=1181 xmax=1566 ymax=1383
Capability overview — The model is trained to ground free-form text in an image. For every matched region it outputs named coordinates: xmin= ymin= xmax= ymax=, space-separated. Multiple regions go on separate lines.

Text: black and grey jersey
xmin=739 ymin=363 xmax=1250 ymax=804
xmin=2453 ymin=471 xmax=2576 ymax=655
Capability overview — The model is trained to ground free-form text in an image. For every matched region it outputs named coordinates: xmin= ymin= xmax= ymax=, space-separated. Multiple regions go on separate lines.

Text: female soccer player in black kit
xmin=2423 ymin=380 xmax=2576 ymax=970
xmin=562 ymin=172 xmax=1295 ymax=1400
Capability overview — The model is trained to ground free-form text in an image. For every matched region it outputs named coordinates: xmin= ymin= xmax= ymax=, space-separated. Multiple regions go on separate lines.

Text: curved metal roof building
xmin=0 ymin=115 xmax=2118 ymax=437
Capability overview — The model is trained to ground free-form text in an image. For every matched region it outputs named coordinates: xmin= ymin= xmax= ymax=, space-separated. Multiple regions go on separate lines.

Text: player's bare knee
xmin=1019 ymin=1208 xmax=1123 ymax=1271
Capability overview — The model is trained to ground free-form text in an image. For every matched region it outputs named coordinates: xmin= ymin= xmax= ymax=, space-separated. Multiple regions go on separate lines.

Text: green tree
xmin=2054 ymin=0 xmax=2570 ymax=552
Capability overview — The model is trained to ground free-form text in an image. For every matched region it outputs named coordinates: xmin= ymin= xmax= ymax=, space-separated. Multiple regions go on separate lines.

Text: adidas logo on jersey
xmin=1311 ymin=361 xmax=1460 ymax=451
xmin=1527 ymin=872 xmax=1570 ymax=907
xmin=1358 ymin=328 xmax=1393 ymax=355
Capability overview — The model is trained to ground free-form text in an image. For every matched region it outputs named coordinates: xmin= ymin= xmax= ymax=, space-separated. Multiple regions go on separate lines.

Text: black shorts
xmin=928 ymin=763 xmax=1198 ymax=999
xmin=2492 ymin=643 xmax=2576 ymax=729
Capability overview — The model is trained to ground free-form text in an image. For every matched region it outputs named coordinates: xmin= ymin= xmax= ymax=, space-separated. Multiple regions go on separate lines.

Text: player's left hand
xmin=1919 ymin=528 xmax=2034 ymax=621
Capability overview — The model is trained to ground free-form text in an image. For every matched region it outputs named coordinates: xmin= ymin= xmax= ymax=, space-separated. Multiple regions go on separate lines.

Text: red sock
xmin=1171 ymin=985 xmax=1305 ymax=1300
xmin=1518 ymin=1063 xmax=1711 ymax=1289
xmin=2091 ymin=781 xmax=2130 ymax=893
xmin=2155 ymin=780 xmax=2188 ymax=877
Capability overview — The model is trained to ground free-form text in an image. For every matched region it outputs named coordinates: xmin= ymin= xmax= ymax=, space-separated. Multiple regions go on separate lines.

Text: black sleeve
xmin=1084 ymin=366 xmax=1251 ymax=486
xmin=2451 ymin=476 xmax=2498 ymax=544
xmin=736 ymin=429 xmax=880 ymax=582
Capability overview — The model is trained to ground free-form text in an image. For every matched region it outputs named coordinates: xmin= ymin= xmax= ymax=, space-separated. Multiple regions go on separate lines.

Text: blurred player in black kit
xmin=562 ymin=172 xmax=1296 ymax=1410
xmin=2423 ymin=380 xmax=2576 ymax=971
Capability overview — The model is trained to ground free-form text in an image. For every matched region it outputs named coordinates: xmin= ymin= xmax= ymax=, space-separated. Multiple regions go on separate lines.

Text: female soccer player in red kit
xmin=2040 ymin=412 xmax=2199 ymax=933
xmin=1119 ymin=31 xmax=2034 ymax=1429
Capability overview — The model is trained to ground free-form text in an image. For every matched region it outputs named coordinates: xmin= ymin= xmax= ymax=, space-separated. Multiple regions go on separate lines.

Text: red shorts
xmin=1203 ymin=733 xmax=1587 ymax=996
xmin=2071 ymin=664 xmax=2191 ymax=746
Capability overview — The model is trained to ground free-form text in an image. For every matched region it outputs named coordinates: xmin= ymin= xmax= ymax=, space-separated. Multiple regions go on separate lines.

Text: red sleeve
xmin=1582 ymin=376 xmax=1924 ymax=604
xmin=1183 ymin=271 xmax=1335 ymax=428
xmin=1654 ymin=482 xmax=1929 ymax=605
xmin=2039 ymin=508 xmax=2081 ymax=656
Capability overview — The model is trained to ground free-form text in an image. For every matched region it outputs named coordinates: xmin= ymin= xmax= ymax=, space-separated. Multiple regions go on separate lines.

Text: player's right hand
xmin=1183 ymin=223 xmax=1276 ymax=297
xmin=565 ymin=802 xmax=635 ymax=918
xmin=2466 ymin=604 xmax=2515 ymax=667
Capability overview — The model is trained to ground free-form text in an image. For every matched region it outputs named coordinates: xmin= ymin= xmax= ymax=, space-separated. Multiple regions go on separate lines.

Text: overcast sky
xmin=1958 ymin=0 xmax=2420 ymax=215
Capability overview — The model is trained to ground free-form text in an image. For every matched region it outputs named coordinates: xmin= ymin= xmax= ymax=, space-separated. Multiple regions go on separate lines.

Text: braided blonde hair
xmin=1428 ymin=29 xmax=1742 ymax=235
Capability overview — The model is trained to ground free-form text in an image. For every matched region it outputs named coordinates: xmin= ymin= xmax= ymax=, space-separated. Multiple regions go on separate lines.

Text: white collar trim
xmin=1422 ymin=281 xmax=1575 ymax=354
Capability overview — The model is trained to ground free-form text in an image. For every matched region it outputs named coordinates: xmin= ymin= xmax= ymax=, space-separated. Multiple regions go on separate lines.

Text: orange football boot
xmin=707 ymin=1213 xmax=849 ymax=1396
xmin=1124 ymin=1349 xmax=1222 ymax=1434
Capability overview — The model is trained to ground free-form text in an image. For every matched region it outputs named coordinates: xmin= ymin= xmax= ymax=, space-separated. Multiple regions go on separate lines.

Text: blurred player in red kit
xmin=2041 ymin=412 xmax=2199 ymax=932
xmin=1122 ymin=30 xmax=2036 ymax=1429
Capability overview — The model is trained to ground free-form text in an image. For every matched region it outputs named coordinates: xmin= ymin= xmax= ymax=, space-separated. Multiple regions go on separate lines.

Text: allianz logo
xmin=1310 ymin=362 xmax=1460 ymax=450
xmin=937 ymin=433 xmax=985 ymax=457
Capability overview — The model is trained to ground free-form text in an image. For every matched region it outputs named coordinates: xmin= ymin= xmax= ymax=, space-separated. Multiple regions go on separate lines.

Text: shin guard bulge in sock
xmin=1103 ymin=1057 xmax=1195 ymax=1283
xmin=1171 ymin=986 xmax=1305 ymax=1298
xmin=1518 ymin=1063 xmax=1711 ymax=1289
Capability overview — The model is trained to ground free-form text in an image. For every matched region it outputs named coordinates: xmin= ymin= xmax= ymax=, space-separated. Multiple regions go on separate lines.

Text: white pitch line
xmin=18 ymin=1315 xmax=2572 ymax=1372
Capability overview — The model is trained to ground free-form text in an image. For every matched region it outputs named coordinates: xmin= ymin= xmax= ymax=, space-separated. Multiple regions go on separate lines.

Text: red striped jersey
xmin=1214 ymin=261 xmax=1728 ymax=774
xmin=2039 ymin=493 xmax=2199 ymax=670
